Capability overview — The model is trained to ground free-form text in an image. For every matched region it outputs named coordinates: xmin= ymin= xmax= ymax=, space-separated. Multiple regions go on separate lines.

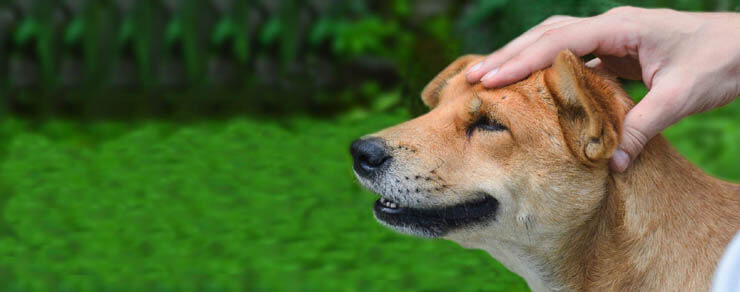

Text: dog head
xmin=350 ymin=51 xmax=629 ymax=253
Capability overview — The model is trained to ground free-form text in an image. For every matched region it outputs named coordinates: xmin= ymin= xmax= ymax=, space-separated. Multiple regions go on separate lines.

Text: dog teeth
xmin=379 ymin=197 xmax=399 ymax=209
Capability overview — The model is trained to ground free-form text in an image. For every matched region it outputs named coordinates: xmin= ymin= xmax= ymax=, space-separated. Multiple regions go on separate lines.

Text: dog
xmin=350 ymin=50 xmax=740 ymax=291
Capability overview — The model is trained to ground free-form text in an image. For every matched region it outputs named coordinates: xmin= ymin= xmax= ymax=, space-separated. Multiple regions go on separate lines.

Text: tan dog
xmin=350 ymin=50 xmax=740 ymax=291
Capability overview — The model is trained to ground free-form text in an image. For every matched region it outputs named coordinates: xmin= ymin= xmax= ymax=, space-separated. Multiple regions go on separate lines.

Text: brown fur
xmin=362 ymin=50 xmax=740 ymax=291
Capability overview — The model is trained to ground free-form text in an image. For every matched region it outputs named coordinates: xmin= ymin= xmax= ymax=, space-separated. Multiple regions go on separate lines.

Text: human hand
xmin=465 ymin=7 xmax=740 ymax=172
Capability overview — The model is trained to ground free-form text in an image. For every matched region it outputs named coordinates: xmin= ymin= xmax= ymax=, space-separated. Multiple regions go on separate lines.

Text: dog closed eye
xmin=466 ymin=116 xmax=507 ymax=138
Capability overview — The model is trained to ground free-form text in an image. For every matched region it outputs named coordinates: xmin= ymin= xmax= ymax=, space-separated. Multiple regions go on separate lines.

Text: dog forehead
xmin=438 ymin=72 xmax=551 ymax=111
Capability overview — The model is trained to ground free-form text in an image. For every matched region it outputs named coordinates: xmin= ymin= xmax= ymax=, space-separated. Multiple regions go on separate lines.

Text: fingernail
xmin=610 ymin=149 xmax=630 ymax=172
xmin=480 ymin=68 xmax=499 ymax=82
xmin=468 ymin=62 xmax=482 ymax=74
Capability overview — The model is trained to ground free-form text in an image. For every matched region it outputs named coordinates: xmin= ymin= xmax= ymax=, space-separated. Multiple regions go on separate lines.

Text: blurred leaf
xmin=14 ymin=18 xmax=38 ymax=45
xmin=64 ymin=17 xmax=84 ymax=45
xmin=309 ymin=18 xmax=335 ymax=45
xmin=165 ymin=19 xmax=183 ymax=46
xmin=332 ymin=17 xmax=400 ymax=57
xmin=260 ymin=18 xmax=281 ymax=45
xmin=393 ymin=0 xmax=411 ymax=17
xmin=372 ymin=89 xmax=402 ymax=111
xmin=461 ymin=0 xmax=510 ymax=26
xmin=118 ymin=18 xmax=135 ymax=44
xmin=212 ymin=18 xmax=234 ymax=45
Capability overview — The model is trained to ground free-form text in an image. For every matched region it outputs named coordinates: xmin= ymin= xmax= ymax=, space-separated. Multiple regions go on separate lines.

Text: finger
xmin=585 ymin=57 xmax=602 ymax=68
xmin=480 ymin=18 xmax=618 ymax=88
xmin=466 ymin=16 xmax=581 ymax=83
xmin=467 ymin=16 xmax=580 ymax=83
xmin=609 ymin=82 xmax=686 ymax=172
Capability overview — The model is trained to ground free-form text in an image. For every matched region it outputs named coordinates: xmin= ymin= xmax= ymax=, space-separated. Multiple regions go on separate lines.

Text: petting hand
xmin=465 ymin=7 xmax=740 ymax=172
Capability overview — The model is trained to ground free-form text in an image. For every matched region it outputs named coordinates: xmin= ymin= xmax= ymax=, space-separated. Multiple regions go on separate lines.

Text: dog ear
xmin=421 ymin=55 xmax=482 ymax=108
xmin=545 ymin=50 xmax=625 ymax=166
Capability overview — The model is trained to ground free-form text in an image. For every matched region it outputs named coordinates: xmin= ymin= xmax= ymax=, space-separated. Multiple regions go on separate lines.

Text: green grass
xmin=0 ymin=111 xmax=529 ymax=291
xmin=0 ymin=95 xmax=736 ymax=291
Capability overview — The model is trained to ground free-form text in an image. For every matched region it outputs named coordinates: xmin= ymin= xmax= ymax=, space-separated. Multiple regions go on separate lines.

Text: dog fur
xmin=353 ymin=50 xmax=740 ymax=291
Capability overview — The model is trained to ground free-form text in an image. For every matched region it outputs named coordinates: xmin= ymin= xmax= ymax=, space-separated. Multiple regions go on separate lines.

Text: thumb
xmin=610 ymin=83 xmax=685 ymax=172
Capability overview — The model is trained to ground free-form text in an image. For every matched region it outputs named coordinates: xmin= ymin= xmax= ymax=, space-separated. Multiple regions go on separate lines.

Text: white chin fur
xmin=372 ymin=213 xmax=438 ymax=238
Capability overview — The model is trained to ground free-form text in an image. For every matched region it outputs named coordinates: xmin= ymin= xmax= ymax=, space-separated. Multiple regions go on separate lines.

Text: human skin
xmin=465 ymin=6 xmax=740 ymax=172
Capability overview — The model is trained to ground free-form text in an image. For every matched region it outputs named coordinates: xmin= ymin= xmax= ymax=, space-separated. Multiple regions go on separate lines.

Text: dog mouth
xmin=373 ymin=194 xmax=499 ymax=237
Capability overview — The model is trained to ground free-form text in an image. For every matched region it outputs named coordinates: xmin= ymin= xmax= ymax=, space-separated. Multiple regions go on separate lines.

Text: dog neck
xmin=548 ymin=135 xmax=740 ymax=291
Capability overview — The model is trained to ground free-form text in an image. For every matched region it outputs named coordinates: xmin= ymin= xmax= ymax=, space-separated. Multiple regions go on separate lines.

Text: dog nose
xmin=350 ymin=138 xmax=392 ymax=177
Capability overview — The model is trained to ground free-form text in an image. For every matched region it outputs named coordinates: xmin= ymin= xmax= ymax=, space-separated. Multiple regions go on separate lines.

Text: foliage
xmin=3 ymin=0 xmax=735 ymax=116
xmin=1 ymin=0 xmax=438 ymax=114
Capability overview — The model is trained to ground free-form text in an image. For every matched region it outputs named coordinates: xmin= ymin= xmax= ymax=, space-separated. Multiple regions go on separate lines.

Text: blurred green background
xmin=0 ymin=0 xmax=738 ymax=291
